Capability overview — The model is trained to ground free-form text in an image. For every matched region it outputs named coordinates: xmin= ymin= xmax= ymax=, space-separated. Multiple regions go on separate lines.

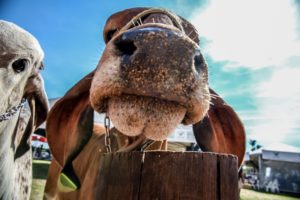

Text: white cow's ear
xmin=192 ymin=88 xmax=246 ymax=167
xmin=14 ymin=74 xmax=49 ymax=160
xmin=25 ymin=74 xmax=49 ymax=128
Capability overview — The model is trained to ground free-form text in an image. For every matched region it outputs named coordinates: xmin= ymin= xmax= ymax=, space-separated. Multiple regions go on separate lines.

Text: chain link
xmin=104 ymin=114 xmax=112 ymax=153
xmin=0 ymin=99 xmax=26 ymax=122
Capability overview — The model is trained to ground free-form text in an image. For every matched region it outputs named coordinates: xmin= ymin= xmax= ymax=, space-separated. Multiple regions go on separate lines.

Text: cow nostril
xmin=115 ymin=39 xmax=137 ymax=56
xmin=194 ymin=50 xmax=205 ymax=73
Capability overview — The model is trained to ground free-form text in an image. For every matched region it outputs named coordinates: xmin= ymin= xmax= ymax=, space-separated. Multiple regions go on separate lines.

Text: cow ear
xmin=14 ymin=74 xmax=49 ymax=159
xmin=26 ymin=74 xmax=49 ymax=128
xmin=46 ymin=71 xmax=94 ymax=168
xmin=192 ymin=88 xmax=246 ymax=167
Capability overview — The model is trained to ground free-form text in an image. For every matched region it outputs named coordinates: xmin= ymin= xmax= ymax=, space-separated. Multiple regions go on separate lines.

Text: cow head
xmin=47 ymin=8 xmax=245 ymax=178
xmin=90 ymin=8 xmax=210 ymax=140
xmin=0 ymin=20 xmax=49 ymax=158
xmin=0 ymin=20 xmax=49 ymax=199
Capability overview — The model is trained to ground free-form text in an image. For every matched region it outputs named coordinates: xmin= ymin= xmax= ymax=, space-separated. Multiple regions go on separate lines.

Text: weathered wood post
xmin=95 ymin=152 xmax=238 ymax=200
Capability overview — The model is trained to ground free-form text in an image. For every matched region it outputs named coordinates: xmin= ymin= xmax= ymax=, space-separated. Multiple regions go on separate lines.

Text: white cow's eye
xmin=12 ymin=59 xmax=28 ymax=73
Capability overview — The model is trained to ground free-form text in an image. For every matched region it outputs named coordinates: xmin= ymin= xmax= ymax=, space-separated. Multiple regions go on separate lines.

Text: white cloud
xmin=191 ymin=0 xmax=300 ymax=147
xmin=250 ymin=68 xmax=300 ymax=145
xmin=256 ymin=68 xmax=300 ymax=99
xmin=191 ymin=0 xmax=300 ymax=69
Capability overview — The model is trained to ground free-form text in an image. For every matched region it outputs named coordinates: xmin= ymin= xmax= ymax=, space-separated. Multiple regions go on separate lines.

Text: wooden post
xmin=95 ymin=152 xmax=239 ymax=200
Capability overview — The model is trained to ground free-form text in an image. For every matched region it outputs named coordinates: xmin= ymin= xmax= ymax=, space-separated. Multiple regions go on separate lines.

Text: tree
xmin=249 ymin=139 xmax=262 ymax=151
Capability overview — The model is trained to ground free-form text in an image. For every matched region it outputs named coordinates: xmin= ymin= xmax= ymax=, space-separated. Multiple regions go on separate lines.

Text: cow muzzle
xmin=90 ymin=9 xmax=210 ymax=140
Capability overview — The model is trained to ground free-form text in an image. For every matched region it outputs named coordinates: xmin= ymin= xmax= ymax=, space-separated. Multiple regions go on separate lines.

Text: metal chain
xmin=0 ymin=99 xmax=26 ymax=122
xmin=104 ymin=114 xmax=112 ymax=153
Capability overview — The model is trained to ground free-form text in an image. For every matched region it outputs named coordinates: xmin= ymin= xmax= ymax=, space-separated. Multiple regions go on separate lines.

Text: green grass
xmin=30 ymin=179 xmax=46 ymax=200
xmin=240 ymin=189 xmax=300 ymax=200
xmin=30 ymin=160 xmax=50 ymax=200
xmin=30 ymin=160 xmax=300 ymax=200
xmin=32 ymin=160 xmax=50 ymax=179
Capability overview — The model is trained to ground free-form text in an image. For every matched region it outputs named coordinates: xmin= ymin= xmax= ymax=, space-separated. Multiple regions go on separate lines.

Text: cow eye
xmin=12 ymin=59 xmax=28 ymax=73
xmin=39 ymin=62 xmax=45 ymax=70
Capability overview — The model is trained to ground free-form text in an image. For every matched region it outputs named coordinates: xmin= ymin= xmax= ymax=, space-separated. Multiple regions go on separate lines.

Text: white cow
xmin=0 ymin=20 xmax=48 ymax=200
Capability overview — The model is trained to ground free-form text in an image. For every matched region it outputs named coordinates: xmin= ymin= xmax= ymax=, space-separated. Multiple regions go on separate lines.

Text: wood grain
xmin=95 ymin=152 xmax=238 ymax=200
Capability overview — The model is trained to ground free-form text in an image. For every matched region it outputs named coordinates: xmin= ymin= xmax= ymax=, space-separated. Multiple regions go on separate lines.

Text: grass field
xmin=30 ymin=160 xmax=300 ymax=200
xmin=240 ymin=189 xmax=300 ymax=200
xmin=30 ymin=160 xmax=50 ymax=200
xmin=30 ymin=179 xmax=46 ymax=200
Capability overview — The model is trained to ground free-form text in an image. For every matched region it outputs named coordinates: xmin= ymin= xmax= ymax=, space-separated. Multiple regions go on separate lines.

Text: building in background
xmin=243 ymin=144 xmax=300 ymax=195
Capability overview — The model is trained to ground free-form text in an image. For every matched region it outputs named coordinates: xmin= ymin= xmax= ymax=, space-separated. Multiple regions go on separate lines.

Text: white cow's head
xmin=0 ymin=20 xmax=48 ymax=158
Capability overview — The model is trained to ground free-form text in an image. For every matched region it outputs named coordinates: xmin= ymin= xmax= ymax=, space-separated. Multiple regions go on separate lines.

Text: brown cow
xmin=44 ymin=8 xmax=245 ymax=199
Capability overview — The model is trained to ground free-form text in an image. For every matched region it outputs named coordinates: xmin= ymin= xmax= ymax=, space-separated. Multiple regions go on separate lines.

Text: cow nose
xmin=113 ymin=25 xmax=200 ymax=76
xmin=115 ymin=35 xmax=137 ymax=57
xmin=114 ymin=27 xmax=195 ymax=64
xmin=104 ymin=25 xmax=207 ymax=106
xmin=194 ymin=49 xmax=206 ymax=73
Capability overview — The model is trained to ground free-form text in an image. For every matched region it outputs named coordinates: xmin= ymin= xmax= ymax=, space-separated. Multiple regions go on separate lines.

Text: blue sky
xmin=1 ymin=0 xmax=300 ymax=150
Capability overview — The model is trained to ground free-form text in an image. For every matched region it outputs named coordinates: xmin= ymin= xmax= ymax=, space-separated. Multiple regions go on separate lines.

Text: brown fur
xmin=193 ymin=89 xmax=246 ymax=167
xmin=44 ymin=8 xmax=245 ymax=200
xmin=44 ymin=126 xmax=167 ymax=199
xmin=90 ymin=7 xmax=210 ymax=141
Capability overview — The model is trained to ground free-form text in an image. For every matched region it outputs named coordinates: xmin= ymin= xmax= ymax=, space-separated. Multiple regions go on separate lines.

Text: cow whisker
xmin=139 ymin=18 xmax=143 ymax=25
xmin=191 ymin=35 xmax=198 ymax=41
xmin=121 ymin=8 xmax=184 ymax=33
xmin=136 ymin=19 xmax=140 ymax=26
xmin=210 ymin=94 xmax=220 ymax=99
xmin=187 ymin=30 xmax=194 ymax=37
xmin=131 ymin=20 xmax=136 ymax=27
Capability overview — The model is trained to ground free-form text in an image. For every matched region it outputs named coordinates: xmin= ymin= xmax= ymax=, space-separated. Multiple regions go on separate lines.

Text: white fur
xmin=0 ymin=20 xmax=44 ymax=200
